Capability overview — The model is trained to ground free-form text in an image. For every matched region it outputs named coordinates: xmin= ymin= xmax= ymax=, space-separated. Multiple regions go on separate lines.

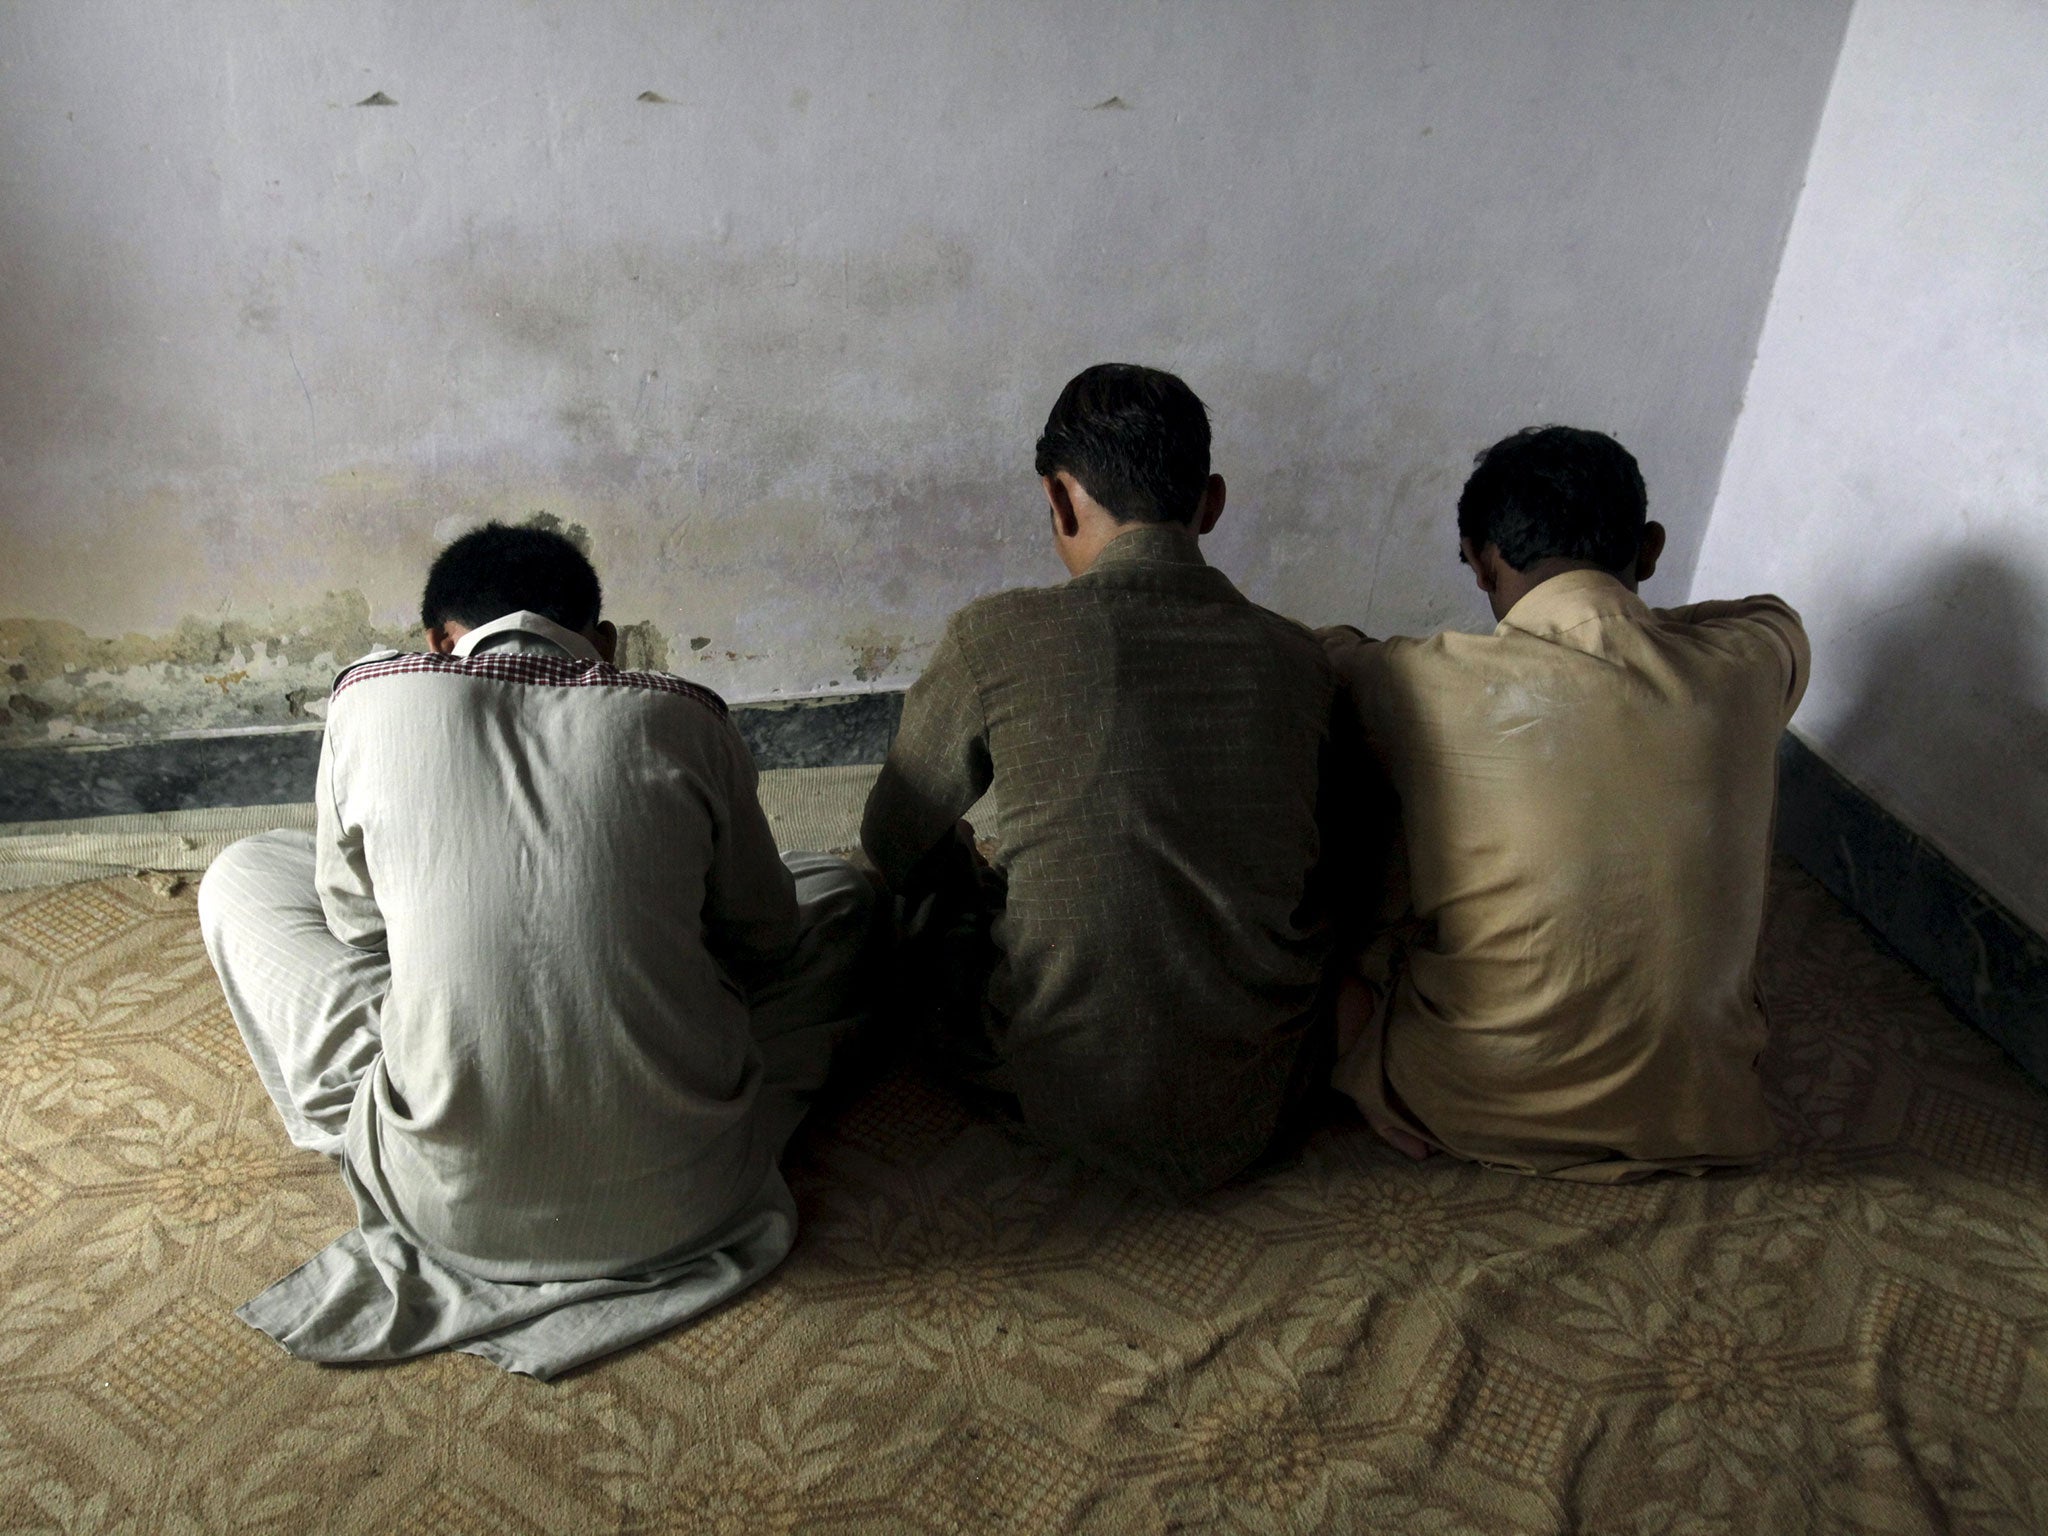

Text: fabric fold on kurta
xmin=238 ymin=1162 xmax=796 ymax=1379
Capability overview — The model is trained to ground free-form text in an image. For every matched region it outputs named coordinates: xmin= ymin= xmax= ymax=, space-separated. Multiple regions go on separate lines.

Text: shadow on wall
xmin=1829 ymin=548 xmax=2048 ymax=927
xmin=1779 ymin=546 xmax=2048 ymax=1084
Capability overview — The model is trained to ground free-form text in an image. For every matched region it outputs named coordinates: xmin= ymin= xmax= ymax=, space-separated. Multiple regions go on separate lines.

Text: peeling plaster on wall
xmin=846 ymin=630 xmax=907 ymax=684
xmin=613 ymin=621 xmax=669 ymax=675
xmin=0 ymin=599 xmax=685 ymax=747
xmin=0 ymin=596 xmax=413 ymax=747
xmin=0 ymin=1 xmax=1854 ymax=744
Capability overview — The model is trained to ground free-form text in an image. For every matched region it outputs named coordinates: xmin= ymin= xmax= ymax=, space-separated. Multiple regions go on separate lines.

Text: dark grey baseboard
xmin=0 ymin=729 xmax=324 ymax=823
xmin=0 ymin=689 xmax=906 ymax=822
xmin=730 ymin=691 xmax=903 ymax=771
xmin=1776 ymin=731 xmax=2048 ymax=1088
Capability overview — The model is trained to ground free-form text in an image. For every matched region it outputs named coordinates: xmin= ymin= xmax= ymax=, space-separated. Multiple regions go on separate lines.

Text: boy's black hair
xmin=1456 ymin=426 xmax=1648 ymax=573
xmin=420 ymin=521 xmax=603 ymax=632
xmin=1033 ymin=363 xmax=1212 ymax=525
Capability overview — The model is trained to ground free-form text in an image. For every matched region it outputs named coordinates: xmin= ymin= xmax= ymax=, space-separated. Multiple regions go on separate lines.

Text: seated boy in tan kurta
xmin=1323 ymin=426 xmax=1808 ymax=1181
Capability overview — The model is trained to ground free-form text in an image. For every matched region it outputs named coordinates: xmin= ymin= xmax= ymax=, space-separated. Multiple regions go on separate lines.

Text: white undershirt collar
xmin=451 ymin=610 xmax=605 ymax=663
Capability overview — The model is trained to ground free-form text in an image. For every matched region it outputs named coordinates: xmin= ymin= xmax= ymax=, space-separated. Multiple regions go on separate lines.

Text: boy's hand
xmin=1335 ymin=972 xmax=1433 ymax=1162
xmin=1334 ymin=972 xmax=1380 ymax=1055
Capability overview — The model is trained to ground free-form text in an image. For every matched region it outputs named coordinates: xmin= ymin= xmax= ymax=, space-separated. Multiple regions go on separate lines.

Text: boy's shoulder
xmin=943 ymin=581 xmax=1335 ymax=698
xmin=1321 ymin=624 xmax=1476 ymax=676
xmin=935 ymin=583 xmax=1073 ymax=659
xmin=1243 ymin=598 xmax=1332 ymax=656
xmin=326 ymin=648 xmax=729 ymax=720
xmin=948 ymin=583 xmax=1058 ymax=628
xmin=949 ymin=579 xmax=1323 ymax=644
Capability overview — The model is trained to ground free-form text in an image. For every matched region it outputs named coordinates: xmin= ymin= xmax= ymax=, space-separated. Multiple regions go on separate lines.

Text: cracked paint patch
xmin=0 ymin=594 xmax=681 ymax=748
xmin=0 ymin=592 xmax=415 ymax=747
xmin=847 ymin=629 xmax=906 ymax=683
xmin=614 ymin=620 xmax=669 ymax=673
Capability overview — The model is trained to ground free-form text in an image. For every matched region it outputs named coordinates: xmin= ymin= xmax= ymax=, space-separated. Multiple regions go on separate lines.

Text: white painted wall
xmin=1695 ymin=0 xmax=2048 ymax=934
xmin=0 ymin=1 xmax=1849 ymax=744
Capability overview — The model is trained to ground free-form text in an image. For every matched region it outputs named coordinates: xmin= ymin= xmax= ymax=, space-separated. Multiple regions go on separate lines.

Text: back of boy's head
xmin=1456 ymin=426 xmax=1648 ymax=573
xmin=420 ymin=522 xmax=603 ymax=632
xmin=1033 ymin=363 xmax=1212 ymax=525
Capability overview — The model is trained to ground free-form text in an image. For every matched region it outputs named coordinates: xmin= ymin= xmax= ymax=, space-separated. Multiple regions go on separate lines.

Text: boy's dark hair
xmin=1456 ymin=426 xmax=1648 ymax=573
xmin=1033 ymin=363 xmax=1212 ymax=525
xmin=420 ymin=522 xmax=602 ymax=632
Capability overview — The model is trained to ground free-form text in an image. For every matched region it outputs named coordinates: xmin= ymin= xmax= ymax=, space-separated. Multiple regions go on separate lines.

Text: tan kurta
xmin=1325 ymin=571 xmax=1809 ymax=1180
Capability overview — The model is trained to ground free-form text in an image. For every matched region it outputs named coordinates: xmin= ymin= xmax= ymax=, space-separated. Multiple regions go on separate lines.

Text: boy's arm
xmin=860 ymin=622 xmax=993 ymax=889
xmin=1659 ymin=594 xmax=1811 ymax=716
xmin=1318 ymin=622 xmax=1375 ymax=679
xmin=701 ymin=722 xmax=801 ymax=988
xmin=314 ymin=724 xmax=387 ymax=952
xmin=1317 ymin=625 xmax=1416 ymax=988
xmin=1310 ymin=664 xmax=1396 ymax=961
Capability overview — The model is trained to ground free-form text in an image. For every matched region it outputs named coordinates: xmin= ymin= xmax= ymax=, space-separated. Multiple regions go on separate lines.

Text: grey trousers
xmin=196 ymin=830 xmax=874 ymax=1377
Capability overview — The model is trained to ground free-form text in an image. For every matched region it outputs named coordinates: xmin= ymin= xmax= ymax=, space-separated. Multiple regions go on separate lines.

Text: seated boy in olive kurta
xmin=1324 ymin=426 xmax=1809 ymax=1181
xmin=860 ymin=364 xmax=1355 ymax=1199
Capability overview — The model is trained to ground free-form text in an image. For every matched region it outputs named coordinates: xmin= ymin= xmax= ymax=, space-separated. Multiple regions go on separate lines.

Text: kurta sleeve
xmin=701 ymin=722 xmax=801 ymax=989
xmin=314 ymin=723 xmax=387 ymax=952
xmin=859 ymin=619 xmax=993 ymax=890
xmin=1659 ymin=594 xmax=1811 ymax=717
xmin=1317 ymin=623 xmax=1376 ymax=676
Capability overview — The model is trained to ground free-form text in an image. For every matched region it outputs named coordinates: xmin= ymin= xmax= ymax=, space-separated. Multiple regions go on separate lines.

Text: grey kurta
xmin=199 ymin=612 xmax=871 ymax=1376
xmin=861 ymin=526 xmax=1347 ymax=1197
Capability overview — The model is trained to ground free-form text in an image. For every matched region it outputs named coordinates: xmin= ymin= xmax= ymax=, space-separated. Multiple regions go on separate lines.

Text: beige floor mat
xmin=0 ymin=861 xmax=2043 ymax=1530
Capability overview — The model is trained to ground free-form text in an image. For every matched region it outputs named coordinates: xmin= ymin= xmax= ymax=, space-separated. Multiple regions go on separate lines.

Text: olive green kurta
xmin=861 ymin=525 xmax=1346 ymax=1197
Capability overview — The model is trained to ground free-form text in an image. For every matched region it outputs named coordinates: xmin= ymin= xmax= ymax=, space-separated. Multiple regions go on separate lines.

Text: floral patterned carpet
xmin=0 ymin=860 xmax=2043 ymax=1533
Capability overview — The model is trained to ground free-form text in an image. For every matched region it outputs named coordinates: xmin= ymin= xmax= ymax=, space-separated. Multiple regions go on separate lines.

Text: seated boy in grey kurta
xmin=199 ymin=523 xmax=872 ymax=1377
xmin=860 ymin=365 xmax=1353 ymax=1199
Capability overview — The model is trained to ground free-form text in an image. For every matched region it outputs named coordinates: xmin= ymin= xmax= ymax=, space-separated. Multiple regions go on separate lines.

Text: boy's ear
xmin=1635 ymin=521 xmax=1667 ymax=586
xmin=425 ymin=624 xmax=460 ymax=655
xmin=1194 ymin=473 xmax=1226 ymax=535
xmin=591 ymin=620 xmax=618 ymax=665
xmin=1043 ymin=474 xmax=1081 ymax=539
xmin=1458 ymin=537 xmax=1500 ymax=597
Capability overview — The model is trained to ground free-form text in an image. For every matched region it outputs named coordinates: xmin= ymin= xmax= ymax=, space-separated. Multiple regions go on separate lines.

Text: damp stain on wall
xmin=846 ymin=629 xmax=906 ymax=683
xmin=0 ymin=593 xmax=412 ymax=746
xmin=614 ymin=620 xmax=669 ymax=673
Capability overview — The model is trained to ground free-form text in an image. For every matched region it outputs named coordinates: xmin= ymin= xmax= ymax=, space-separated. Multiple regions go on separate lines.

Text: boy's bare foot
xmin=1374 ymin=1122 xmax=1434 ymax=1161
